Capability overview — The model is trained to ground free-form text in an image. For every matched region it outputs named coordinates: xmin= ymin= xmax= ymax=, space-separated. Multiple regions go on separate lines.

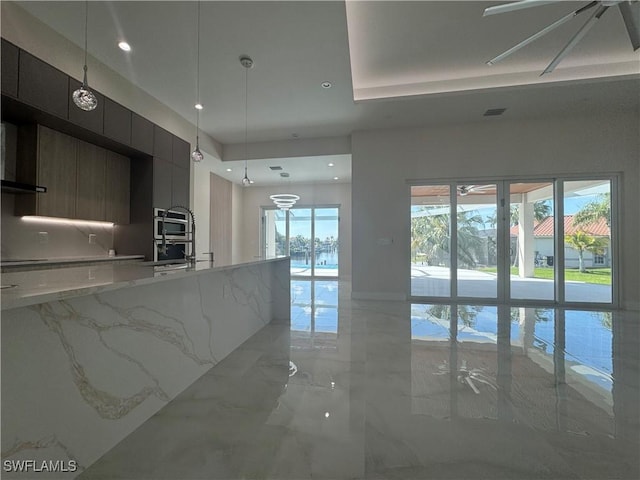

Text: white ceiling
xmin=13 ymin=1 xmax=640 ymax=185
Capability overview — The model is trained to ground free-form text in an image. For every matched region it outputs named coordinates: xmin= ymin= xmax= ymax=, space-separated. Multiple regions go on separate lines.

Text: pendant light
xmin=191 ymin=2 xmax=204 ymax=163
xmin=240 ymin=55 xmax=253 ymax=186
xmin=72 ymin=0 xmax=98 ymax=111
xmin=270 ymin=194 xmax=300 ymax=211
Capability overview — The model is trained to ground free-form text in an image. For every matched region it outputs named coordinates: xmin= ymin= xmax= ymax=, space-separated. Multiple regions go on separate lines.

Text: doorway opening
xmin=263 ymin=206 xmax=339 ymax=278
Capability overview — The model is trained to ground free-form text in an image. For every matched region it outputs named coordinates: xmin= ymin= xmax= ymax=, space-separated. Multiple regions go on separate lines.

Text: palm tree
xmin=574 ymin=193 xmax=610 ymax=227
xmin=411 ymin=208 xmax=485 ymax=267
xmin=509 ymin=200 xmax=552 ymax=226
xmin=564 ymin=231 xmax=607 ymax=273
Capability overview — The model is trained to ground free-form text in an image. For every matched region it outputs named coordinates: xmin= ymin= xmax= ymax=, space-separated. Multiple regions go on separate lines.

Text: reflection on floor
xmin=81 ymin=280 xmax=639 ymax=479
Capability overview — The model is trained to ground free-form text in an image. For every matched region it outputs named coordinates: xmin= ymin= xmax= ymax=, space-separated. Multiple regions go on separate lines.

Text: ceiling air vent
xmin=269 ymin=166 xmax=283 ymax=171
xmin=280 ymin=172 xmax=290 ymax=178
xmin=484 ymin=108 xmax=507 ymax=117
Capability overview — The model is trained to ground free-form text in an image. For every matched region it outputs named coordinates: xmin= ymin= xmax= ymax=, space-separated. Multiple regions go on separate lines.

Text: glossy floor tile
xmin=81 ymin=280 xmax=640 ymax=479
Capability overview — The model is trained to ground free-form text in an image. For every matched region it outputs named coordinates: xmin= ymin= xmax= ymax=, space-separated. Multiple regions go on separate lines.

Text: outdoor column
xmin=518 ymin=196 xmax=535 ymax=277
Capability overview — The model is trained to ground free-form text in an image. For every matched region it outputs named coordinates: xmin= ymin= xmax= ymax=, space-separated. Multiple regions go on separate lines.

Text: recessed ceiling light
xmin=118 ymin=41 xmax=131 ymax=52
xmin=195 ymin=103 xmax=204 ymax=110
xmin=321 ymin=81 xmax=332 ymax=89
xmin=328 ymin=162 xmax=334 ymax=167
xmin=226 ymin=168 xmax=232 ymax=172
xmin=333 ymin=176 xmax=339 ymax=180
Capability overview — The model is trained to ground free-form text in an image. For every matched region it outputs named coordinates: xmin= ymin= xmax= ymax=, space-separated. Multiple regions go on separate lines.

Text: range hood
xmin=1 ymin=180 xmax=47 ymax=194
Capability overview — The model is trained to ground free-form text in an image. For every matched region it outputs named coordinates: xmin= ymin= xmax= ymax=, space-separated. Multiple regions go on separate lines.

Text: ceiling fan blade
xmin=483 ymin=0 xmax=560 ymax=17
xmin=619 ymin=1 xmax=640 ymax=50
xmin=542 ymin=5 xmax=609 ymax=75
xmin=487 ymin=2 xmax=598 ymax=65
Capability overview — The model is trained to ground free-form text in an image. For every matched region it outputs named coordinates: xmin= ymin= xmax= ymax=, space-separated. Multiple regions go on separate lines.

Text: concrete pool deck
xmin=411 ymin=265 xmax=612 ymax=302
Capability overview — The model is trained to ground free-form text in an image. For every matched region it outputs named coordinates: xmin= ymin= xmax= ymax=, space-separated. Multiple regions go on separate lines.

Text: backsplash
xmin=1 ymin=194 xmax=114 ymax=260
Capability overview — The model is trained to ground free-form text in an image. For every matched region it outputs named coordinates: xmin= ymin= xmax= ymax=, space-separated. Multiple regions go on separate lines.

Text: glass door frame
xmin=261 ymin=204 xmax=340 ymax=279
xmin=408 ymin=174 xmax=619 ymax=309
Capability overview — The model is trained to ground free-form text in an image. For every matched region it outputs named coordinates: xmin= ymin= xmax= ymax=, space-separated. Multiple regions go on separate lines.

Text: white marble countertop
xmin=0 ymin=255 xmax=145 ymax=269
xmin=0 ymin=257 xmax=288 ymax=311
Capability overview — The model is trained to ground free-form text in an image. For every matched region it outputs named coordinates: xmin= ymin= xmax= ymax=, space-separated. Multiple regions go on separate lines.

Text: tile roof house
xmin=510 ymin=216 xmax=610 ymax=237
xmin=511 ymin=215 xmax=611 ymax=268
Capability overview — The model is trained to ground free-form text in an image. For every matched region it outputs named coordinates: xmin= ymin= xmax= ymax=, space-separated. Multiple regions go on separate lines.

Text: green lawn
xmin=478 ymin=267 xmax=611 ymax=285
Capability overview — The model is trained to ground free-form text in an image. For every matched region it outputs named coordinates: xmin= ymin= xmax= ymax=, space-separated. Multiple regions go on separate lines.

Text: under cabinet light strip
xmin=22 ymin=216 xmax=114 ymax=228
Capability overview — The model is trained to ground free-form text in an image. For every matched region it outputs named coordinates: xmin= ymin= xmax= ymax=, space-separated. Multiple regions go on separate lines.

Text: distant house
xmin=511 ymin=216 xmax=610 ymax=269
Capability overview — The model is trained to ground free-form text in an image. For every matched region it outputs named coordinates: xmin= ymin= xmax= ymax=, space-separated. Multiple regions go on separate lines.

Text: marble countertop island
xmin=1 ymin=256 xmax=290 ymax=478
xmin=1 ymin=257 xmax=286 ymax=310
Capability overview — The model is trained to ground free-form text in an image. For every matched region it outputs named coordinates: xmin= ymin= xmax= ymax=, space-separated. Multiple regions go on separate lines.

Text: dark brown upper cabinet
xmin=171 ymin=164 xmax=189 ymax=208
xmin=153 ymin=157 xmax=172 ymax=209
xmin=153 ymin=125 xmax=172 ymax=161
xmin=18 ymin=51 xmax=68 ymax=119
xmin=68 ymin=78 xmax=104 ymax=134
xmin=103 ymin=98 xmax=131 ymax=145
xmin=172 ymin=136 xmax=190 ymax=169
xmin=1 ymin=39 xmax=19 ymax=98
xmin=131 ymin=112 xmax=154 ymax=155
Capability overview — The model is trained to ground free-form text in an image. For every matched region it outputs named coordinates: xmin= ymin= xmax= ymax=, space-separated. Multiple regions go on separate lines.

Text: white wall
xmin=240 ymin=183 xmax=352 ymax=277
xmin=351 ymin=112 xmax=640 ymax=308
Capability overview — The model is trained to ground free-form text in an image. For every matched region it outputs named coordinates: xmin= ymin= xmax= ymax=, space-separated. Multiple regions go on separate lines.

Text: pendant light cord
xmin=82 ymin=0 xmax=89 ymax=83
xmin=244 ymin=63 xmax=248 ymax=173
xmin=195 ymin=1 xmax=201 ymax=144
xmin=84 ymin=1 xmax=88 ymax=66
xmin=196 ymin=2 xmax=200 ymax=107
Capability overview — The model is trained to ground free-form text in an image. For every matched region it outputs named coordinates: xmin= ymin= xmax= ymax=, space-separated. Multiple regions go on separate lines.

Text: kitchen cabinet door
xmin=105 ymin=151 xmax=131 ymax=224
xmin=37 ymin=125 xmax=77 ymax=218
xmin=1 ymin=39 xmax=19 ymax=98
xmin=172 ymin=136 xmax=190 ymax=169
xmin=153 ymin=125 xmax=172 ymax=161
xmin=171 ymin=164 xmax=189 ymax=208
xmin=131 ymin=113 xmax=154 ymax=155
xmin=76 ymin=140 xmax=106 ymax=221
xmin=104 ymin=98 xmax=132 ymax=145
xmin=18 ymin=51 xmax=68 ymax=119
xmin=153 ymin=157 xmax=172 ymax=209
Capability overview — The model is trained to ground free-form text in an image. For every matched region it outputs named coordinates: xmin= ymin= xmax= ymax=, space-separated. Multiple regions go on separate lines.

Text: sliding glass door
xmin=509 ymin=181 xmax=554 ymax=302
xmin=563 ymin=180 xmax=612 ymax=304
xmin=456 ymin=183 xmax=498 ymax=299
xmin=410 ymin=177 xmax=616 ymax=306
xmin=263 ymin=205 xmax=339 ymax=278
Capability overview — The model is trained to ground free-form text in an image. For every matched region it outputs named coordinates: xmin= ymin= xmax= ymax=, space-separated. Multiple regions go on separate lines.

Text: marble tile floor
xmin=80 ymin=280 xmax=639 ymax=479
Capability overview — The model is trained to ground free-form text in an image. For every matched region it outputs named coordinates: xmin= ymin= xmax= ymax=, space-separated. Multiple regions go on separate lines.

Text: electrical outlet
xmin=88 ymin=234 xmax=96 ymax=244
xmin=38 ymin=232 xmax=48 ymax=244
